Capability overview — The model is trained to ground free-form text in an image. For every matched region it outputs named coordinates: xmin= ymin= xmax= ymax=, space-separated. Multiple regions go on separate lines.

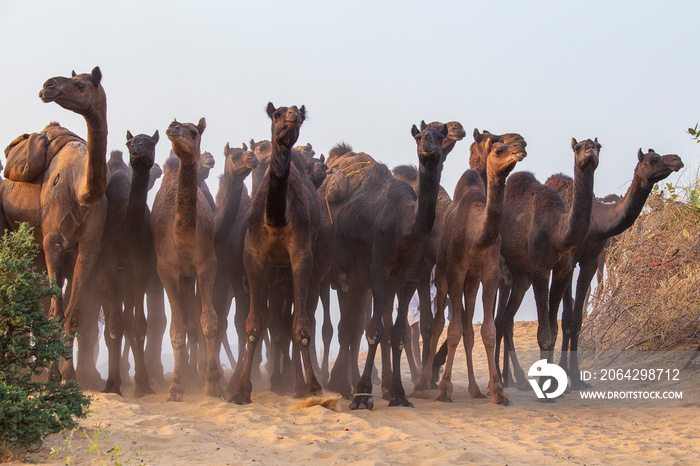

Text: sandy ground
xmin=15 ymin=321 xmax=700 ymax=465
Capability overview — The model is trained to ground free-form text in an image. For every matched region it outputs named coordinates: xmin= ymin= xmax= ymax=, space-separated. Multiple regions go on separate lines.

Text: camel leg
xmin=131 ymin=273 xmax=154 ymax=398
xmin=100 ymin=270 xmax=124 ymax=395
xmin=436 ymin=272 xmax=466 ymax=403
xmin=328 ymin=288 xmax=353 ymax=398
xmin=559 ymin=280 xmax=574 ymax=373
xmin=320 ymin=275 xmax=333 ymax=385
xmin=481 ymin=256 xmax=507 ymax=405
xmin=61 ymin=237 xmax=101 ymax=381
xmin=159 ymin=270 xmax=187 ymax=402
xmin=197 ymin=257 xmax=223 ymax=397
xmin=290 ymin=250 xmax=322 ymax=398
xmin=495 ymin=268 xmax=530 ymax=390
xmin=569 ymin=259 xmax=598 ymax=389
xmin=387 ymin=282 xmax=414 ymax=407
xmin=462 ymin=277 xmax=486 ymax=399
xmin=75 ymin=279 xmax=103 ymax=390
xmin=42 ymin=233 xmax=66 ymax=382
xmin=417 ymin=271 xmax=433 ymax=371
xmin=532 ymin=271 xmax=553 ymax=363
xmin=145 ymin=268 xmax=166 ymax=385
xmin=230 ymin=258 xmax=269 ymax=404
xmin=414 ymin=262 xmax=448 ymax=391
xmin=380 ymin=291 xmax=395 ymax=401
xmin=230 ymin=279 xmax=249 ymax=385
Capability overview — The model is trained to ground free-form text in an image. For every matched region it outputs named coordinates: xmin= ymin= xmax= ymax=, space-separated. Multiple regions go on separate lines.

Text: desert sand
xmin=17 ymin=321 xmax=700 ymax=465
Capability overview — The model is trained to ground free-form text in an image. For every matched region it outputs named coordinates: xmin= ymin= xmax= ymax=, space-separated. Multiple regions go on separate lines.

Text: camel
xmin=330 ymin=123 xmax=447 ymax=410
xmin=425 ymin=139 xmax=525 ymax=404
xmin=0 ymin=67 xmax=109 ymax=381
xmin=211 ymin=142 xmax=258 ymax=372
xmin=392 ymin=120 xmax=466 ymax=379
xmin=96 ymin=130 xmax=159 ymax=397
xmin=151 ymin=118 xmax=222 ymax=401
xmin=548 ymin=149 xmax=683 ymax=388
xmin=229 ymin=103 xmax=322 ymax=405
xmin=495 ymin=138 xmax=600 ymax=389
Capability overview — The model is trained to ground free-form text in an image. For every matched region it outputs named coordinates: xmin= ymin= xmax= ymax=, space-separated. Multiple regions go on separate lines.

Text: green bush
xmin=0 ymin=223 xmax=91 ymax=460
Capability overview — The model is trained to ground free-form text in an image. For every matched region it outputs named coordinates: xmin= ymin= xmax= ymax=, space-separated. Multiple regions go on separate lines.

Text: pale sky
xmin=2 ymin=1 xmax=699 ymax=360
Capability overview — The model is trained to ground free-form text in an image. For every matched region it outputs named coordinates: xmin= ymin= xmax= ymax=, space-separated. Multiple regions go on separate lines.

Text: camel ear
xmin=126 ymin=130 xmax=133 ymax=141
xmin=152 ymin=130 xmax=159 ymax=143
xmin=411 ymin=124 xmax=420 ymax=139
xmin=71 ymin=70 xmax=77 ymax=77
xmin=320 ymin=154 xmax=325 ymax=163
xmin=420 ymin=120 xmax=427 ymax=131
xmin=638 ymin=148 xmax=645 ymax=162
xmin=224 ymin=142 xmax=230 ymax=154
xmin=197 ymin=117 xmax=206 ymax=135
xmin=299 ymin=105 xmax=306 ymax=122
xmin=90 ymin=67 xmax=102 ymax=86
xmin=439 ymin=123 xmax=448 ymax=138
xmin=473 ymin=128 xmax=482 ymax=143
xmin=250 ymin=139 xmax=256 ymax=150
xmin=648 ymin=148 xmax=656 ymax=154
xmin=571 ymin=138 xmax=578 ymax=149
xmin=266 ymin=102 xmax=276 ymax=119
xmin=242 ymin=142 xmax=248 ymax=151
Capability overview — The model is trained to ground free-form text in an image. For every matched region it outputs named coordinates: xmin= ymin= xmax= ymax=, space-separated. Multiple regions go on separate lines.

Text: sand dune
xmin=18 ymin=322 xmax=700 ymax=465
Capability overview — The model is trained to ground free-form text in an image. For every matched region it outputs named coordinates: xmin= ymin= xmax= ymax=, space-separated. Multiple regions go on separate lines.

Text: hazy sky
xmin=1 ymin=1 xmax=699 ymax=345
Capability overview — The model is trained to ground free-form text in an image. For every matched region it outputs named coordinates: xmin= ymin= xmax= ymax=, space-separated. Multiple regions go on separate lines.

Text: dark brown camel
xmin=548 ymin=149 xmax=683 ymax=388
xmin=331 ymin=123 xmax=447 ymax=410
xmin=211 ymin=142 xmax=259 ymax=373
xmin=392 ymin=120 xmax=466 ymax=380
xmin=427 ymin=139 xmax=525 ymax=404
xmin=151 ymin=118 xmax=222 ymax=401
xmin=0 ymin=67 xmax=109 ymax=382
xmin=495 ymin=138 xmax=600 ymax=389
xmin=96 ymin=130 xmax=159 ymax=397
xmin=230 ymin=103 xmax=322 ymax=404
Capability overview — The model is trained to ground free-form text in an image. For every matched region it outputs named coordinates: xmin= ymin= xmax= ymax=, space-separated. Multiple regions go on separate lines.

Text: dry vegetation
xmin=581 ymin=192 xmax=700 ymax=351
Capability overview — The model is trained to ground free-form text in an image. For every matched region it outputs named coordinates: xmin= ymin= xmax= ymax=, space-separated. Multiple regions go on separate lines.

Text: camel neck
xmin=78 ymin=105 xmax=108 ymax=206
xmin=214 ymin=170 xmax=247 ymax=244
xmin=411 ymin=162 xmax=441 ymax=240
xmin=477 ymin=171 xmax=507 ymax=247
xmin=175 ymin=157 xmax=199 ymax=240
xmin=265 ymin=142 xmax=291 ymax=227
xmin=560 ymin=164 xmax=595 ymax=250
xmin=590 ymin=175 xmax=651 ymax=241
xmin=123 ymin=168 xmax=151 ymax=241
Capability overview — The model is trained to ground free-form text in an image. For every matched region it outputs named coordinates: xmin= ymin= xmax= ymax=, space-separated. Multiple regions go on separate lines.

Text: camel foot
xmin=413 ymin=376 xmax=432 ymax=392
xmin=61 ymin=363 xmax=77 ymax=381
xmin=349 ymin=394 xmax=374 ymax=410
xmin=102 ymin=378 xmax=122 ymax=396
xmin=307 ymin=379 xmax=323 ymax=398
xmin=388 ymin=396 xmax=414 ymax=408
xmin=514 ymin=378 xmax=530 ymax=391
xmin=167 ymin=384 xmax=184 ymax=402
xmin=204 ymin=382 xmax=224 ymax=398
xmin=468 ymin=385 xmax=487 ymax=399
xmin=570 ymin=380 xmax=592 ymax=390
xmin=76 ymin=370 xmax=104 ymax=390
xmin=381 ymin=387 xmax=391 ymax=401
xmin=229 ymin=378 xmax=253 ymax=405
xmin=133 ymin=383 xmax=155 ymax=398
xmin=435 ymin=393 xmax=453 ymax=403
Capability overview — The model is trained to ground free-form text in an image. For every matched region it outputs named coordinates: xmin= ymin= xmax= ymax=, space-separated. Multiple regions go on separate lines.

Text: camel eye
xmin=75 ymin=82 xmax=85 ymax=91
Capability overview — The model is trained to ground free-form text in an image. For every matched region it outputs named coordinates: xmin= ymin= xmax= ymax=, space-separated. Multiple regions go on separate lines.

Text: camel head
xmin=250 ymin=139 xmax=272 ymax=166
xmin=411 ymin=123 xmax=447 ymax=170
xmin=295 ymin=143 xmax=315 ymax=159
xmin=198 ymin=151 xmax=216 ymax=186
xmin=224 ymin=142 xmax=259 ymax=178
xmin=267 ymin=102 xmax=306 ymax=149
xmin=166 ymin=118 xmax=206 ymax=165
xmin=470 ymin=129 xmax=527 ymax=180
xmin=635 ymin=149 xmax=684 ymax=187
xmin=39 ymin=67 xmax=105 ymax=117
xmin=126 ymin=130 xmax=159 ymax=173
xmin=571 ymin=137 xmax=600 ymax=172
xmin=485 ymin=138 xmax=526 ymax=180
xmin=305 ymin=154 xmax=328 ymax=189
xmin=108 ymin=150 xmax=129 ymax=174
xmin=420 ymin=120 xmax=466 ymax=161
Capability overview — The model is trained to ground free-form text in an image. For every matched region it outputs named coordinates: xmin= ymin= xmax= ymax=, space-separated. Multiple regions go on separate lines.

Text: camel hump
xmin=324 ymin=152 xmax=376 ymax=204
xmin=4 ymin=124 xmax=84 ymax=182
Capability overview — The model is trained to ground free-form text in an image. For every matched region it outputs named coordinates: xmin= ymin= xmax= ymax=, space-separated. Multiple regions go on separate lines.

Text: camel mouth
xmin=512 ymin=153 xmax=526 ymax=162
xmin=200 ymin=158 xmax=215 ymax=169
xmin=39 ymin=89 xmax=62 ymax=103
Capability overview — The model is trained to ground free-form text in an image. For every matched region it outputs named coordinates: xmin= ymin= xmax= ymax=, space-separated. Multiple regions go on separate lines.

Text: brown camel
xmin=426 ymin=139 xmax=525 ymax=404
xmin=211 ymin=142 xmax=259 ymax=372
xmin=495 ymin=138 xmax=600 ymax=389
xmin=95 ymin=130 xmax=159 ymax=397
xmin=151 ymin=118 xmax=222 ymax=401
xmin=230 ymin=103 xmax=322 ymax=404
xmin=330 ymin=123 xmax=447 ymax=410
xmin=0 ymin=67 xmax=108 ymax=381
xmin=549 ymin=149 xmax=683 ymax=388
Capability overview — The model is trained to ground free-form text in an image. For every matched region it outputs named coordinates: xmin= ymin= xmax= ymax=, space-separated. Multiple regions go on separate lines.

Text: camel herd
xmin=0 ymin=67 xmax=684 ymax=410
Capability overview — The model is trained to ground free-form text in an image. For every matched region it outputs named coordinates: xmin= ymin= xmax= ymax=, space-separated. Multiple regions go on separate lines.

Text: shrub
xmin=0 ymin=223 xmax=91 ymax=460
